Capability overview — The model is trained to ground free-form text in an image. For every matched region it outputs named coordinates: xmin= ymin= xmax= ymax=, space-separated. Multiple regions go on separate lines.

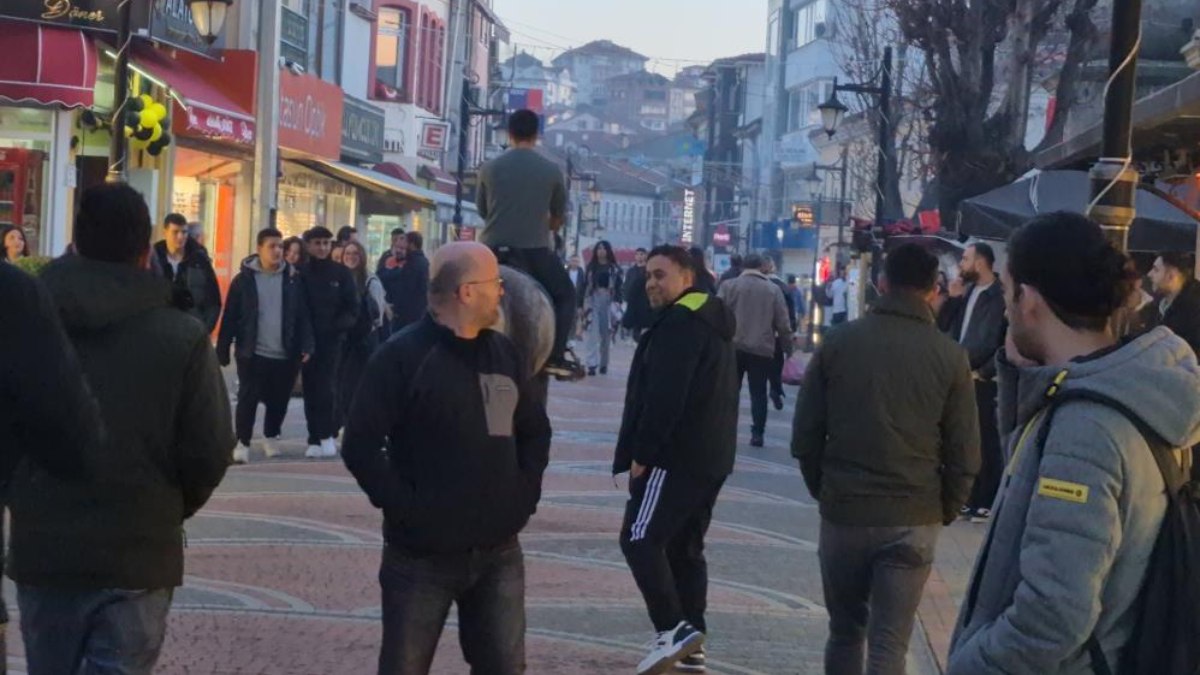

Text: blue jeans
xmin=378 ymin=538 xmax=525 ymax=675
xmin=17 ymin=585 xmax=173 ymax=675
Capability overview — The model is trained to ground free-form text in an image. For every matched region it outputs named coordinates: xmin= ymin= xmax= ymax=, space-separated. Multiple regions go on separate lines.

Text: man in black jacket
xmin=0 ymin=262 xmax=104 ymax=665
xmin=622 ymin=248 xmax=653 ymax=342
xmin=10 ymin=183 xmax=232 ymax=675
xmin=1146 ymin=250 xmax=1200 ymax=478
xmin=794 ymin=244 xmax=979 ymax=675
xmin=379 ymin=230 xmax=430 ymax=334
xmin=153 ymin=212 xmax=222 ymax=332
xmin=614 ymin=245 xmax=739 ymax=675
xmin=938 ymin=242 xmax=1005 ymax=522
xmin=343 ymin=241 xmax=551 ymax=675
xmin=218 ymin=228 xmax=315 ymax=464
xmin=300 ymin=226 xmax=359 ymax=459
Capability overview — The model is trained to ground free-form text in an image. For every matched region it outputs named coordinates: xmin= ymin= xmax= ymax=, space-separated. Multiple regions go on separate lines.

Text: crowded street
xmin=3 ymin=345 xmax=955 ymax=674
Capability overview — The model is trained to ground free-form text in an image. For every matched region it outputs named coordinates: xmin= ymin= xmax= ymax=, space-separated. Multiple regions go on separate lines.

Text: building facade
xmin=605 ymin=71 xmax=674 ymax=133
xmin=552 ymin=40 xmax=648 ymax=107
xmin=499 ymin=52 xmax=577 ymax=109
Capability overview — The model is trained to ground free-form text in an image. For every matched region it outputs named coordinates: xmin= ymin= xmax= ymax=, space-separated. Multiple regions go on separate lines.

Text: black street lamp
xmin=453 ymin=79 xmax=505 ymax=238
xmin=107 ymin=0 xmax=234 ymax=182
xmin=817 ymin=46 xmax=894 ymax=238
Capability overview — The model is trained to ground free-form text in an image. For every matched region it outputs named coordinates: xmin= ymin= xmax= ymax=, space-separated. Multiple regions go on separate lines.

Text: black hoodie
xmin=152 ymin=238 xmax=222 ymax=332
xmin=302 ymin=256 xmax=359 ymax=344
xmin=614 ymin=289 xmax=739 ymax=480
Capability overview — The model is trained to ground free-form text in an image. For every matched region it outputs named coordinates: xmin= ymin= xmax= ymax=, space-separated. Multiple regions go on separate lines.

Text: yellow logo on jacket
xmin=1038 ymin=477 xmax=1090 ymax=504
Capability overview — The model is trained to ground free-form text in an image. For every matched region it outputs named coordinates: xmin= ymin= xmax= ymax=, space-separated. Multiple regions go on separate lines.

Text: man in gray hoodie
xmin=948 ymin=211 xmax=1200 ymax=674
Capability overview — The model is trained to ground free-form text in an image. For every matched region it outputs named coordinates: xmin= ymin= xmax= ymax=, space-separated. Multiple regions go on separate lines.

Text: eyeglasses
xmin=461 ymin=277 xmax=504 ymax=289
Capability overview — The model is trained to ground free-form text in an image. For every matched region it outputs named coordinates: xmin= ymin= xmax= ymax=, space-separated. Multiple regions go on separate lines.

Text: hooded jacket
xmin=341 ymin=315 xmax=552 ymax=554
xmin=614 ymin=290 xmax=739 ymax=480
xmin=8 ymin=255 xmax=233 ymax=590
xmin=792 ymin=292 xmax=980 ymax=526
xmin=152 ymin=238 xmax=222 ymax=332
xmin=718 ymin=269 xmax=793 ymax=357
xmin=948 ymin=327 xmax=1200 ymax=675
xmin=217 ymin=255 xmax=314 ymax=365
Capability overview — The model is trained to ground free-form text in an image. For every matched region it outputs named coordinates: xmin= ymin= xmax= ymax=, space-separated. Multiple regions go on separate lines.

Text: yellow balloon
xmin=139 ymin=94 xmax=154 ymax=109
xmin=138 ymin=109 xmax=156 ymax=129
xmin=149 ymin=125 xmax=163 ymax=143
xmin=148 ymin=102 xmax=167 ymax=122
xmin=124 ymin=125 xmax=134 ymax=138
xmin=131 ymin=137 xmax=150 ymax=151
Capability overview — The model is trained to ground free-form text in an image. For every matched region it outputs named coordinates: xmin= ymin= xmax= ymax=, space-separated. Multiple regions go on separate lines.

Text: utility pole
xmin=106 ymin=1 xmax=134 ymax=182
xmin=253 ymin=0 xmax=282 ymax=230
xmin=453 ymin=76 xmax=471 ymax=238
xmin=874 ymin=47 xmax=893 ymax=234
xmin=1086 ymin=0 xmax=1142 ymax=253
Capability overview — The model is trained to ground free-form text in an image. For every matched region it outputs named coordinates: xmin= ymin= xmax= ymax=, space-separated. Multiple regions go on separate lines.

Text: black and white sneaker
xmin=675 ymin=646 xmax=706 ymax=672
xmin=637 ymin=622 xmax=704 ymax=675
xmin=959 ymin=505 xmax=972 ymax=520
xmin=970 ymin=507 xmax=992 ymax=523
xmin=544 ymin=349 xmax=587 ymax=381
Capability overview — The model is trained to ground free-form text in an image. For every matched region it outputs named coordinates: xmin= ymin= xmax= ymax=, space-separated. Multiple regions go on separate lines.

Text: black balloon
xmin=147 ymin=143 xmax=164 ymax=157
xmin=126 ymin=111 xmax=141 ymax=127
xmin=128 ymin=97 xmax=145 ymax=112
xmin=134 ymin=127 xmax=155 ymax=141
xmin=158 ymin=132 xmax=172 ymax=147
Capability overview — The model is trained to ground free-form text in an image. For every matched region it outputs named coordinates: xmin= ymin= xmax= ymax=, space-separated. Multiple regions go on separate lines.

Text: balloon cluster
xmin=124 ymin=94 xmax=172 ymax=157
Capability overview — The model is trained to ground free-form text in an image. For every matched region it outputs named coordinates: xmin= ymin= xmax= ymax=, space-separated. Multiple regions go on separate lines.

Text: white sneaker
xmin=320 ymin=437 xmax=338 ymax=458
xmin=305 ymin=444 xmax=324 ymax=459
xmin=637 ymin=622 xmax=704 ymax=675
xmin=232 ymin=444 xmax=250 ymax=465
xmin=676 ymin=647 xmax=706 ymax=672
xmin=261 ymin=437 xmax=282 ymax=459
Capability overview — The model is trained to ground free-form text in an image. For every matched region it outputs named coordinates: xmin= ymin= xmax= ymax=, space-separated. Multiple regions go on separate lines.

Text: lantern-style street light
xmin=108 ymin=0 xmax=236 ymax=182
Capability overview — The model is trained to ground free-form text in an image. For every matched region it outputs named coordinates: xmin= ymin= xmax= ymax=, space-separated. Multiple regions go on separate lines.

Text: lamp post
xmin=818 ymin=46 xmax=894 ymax=237
xmin=805 ymin=146 xmax=850 ymax=253
xmin=452 ymin=81 xmax=505 ymax=239
xmin=573 ymin=175 xmax=600 ymax=255
xmin=107 ymin=0 xmax=234 ymax=183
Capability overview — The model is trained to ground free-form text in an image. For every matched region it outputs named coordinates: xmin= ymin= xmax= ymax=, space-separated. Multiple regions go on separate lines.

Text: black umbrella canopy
xmin=958 ymin=170 xmax=1197 ymax=252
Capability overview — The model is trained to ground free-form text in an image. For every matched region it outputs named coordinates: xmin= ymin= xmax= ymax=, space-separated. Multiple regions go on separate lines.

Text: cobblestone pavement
xmin=5 ymin=342 xmax=957 ymax=674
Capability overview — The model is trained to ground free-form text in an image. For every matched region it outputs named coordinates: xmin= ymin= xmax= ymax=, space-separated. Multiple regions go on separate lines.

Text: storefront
xmin=277 ymin=69 xmax=356 ymax=239
xmin=0 ymin=20 xmax=97 ymax=256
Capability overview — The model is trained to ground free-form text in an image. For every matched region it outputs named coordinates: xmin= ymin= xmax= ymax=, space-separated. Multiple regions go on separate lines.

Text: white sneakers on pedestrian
xmin=637 ymin=622 xmax=704 ymax=675
xmin=320 ymin=437 xmax=338 ymax=458
xmin=261 ymin=437 xmax=282 ymax=459
xmin=232 ymin=444 xmax=250 ymax=465
xmin=305 ymin=444 xmax=324 ymax=459
xmin=676 ymin=647 xmax=706 ymax=672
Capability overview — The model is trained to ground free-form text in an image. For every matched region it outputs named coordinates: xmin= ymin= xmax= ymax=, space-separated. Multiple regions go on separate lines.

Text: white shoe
xmin=232 ymin=444 xmax=250 ymax=465
xmin=320 ymin=437 xmax=338 ymax=458
xmin=261 ymin=437 xmax=282 ymax=459
xmin=638 ymin=622 xmax=704 ymax=675
xmin=305 ymin=444 xmax=323 ymax=459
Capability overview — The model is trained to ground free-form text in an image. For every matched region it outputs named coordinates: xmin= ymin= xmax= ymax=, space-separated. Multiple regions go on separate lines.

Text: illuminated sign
xmin=681 ymin=189 xmax=696 ymax=245
xmin=793 ymin=203 xmax=815 ymax=228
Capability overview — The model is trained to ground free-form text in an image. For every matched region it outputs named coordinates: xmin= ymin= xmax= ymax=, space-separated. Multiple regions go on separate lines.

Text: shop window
xmin=377 ymin=7 xmax=412 ymax=99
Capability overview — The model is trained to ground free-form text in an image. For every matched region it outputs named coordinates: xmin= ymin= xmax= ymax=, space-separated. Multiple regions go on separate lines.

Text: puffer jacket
xmin=948 ymin=327 xmax=1200 ymax=674
xmin=153 ymin=238 xmax=222 ymax=332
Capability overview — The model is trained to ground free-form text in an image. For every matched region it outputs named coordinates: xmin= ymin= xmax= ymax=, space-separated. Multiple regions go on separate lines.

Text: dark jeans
xmin=303 ymin=340 xmax=342 ymax=445
xmin=770 ymin=340 xmax=785 ymax=399
xmin=832 ymin=312 xmax=848 ymax=325
xmin=378 ymin=539 xmax=526 ymax=675
xmin=18 ymin=585 xmax=173 ymax=675
xmin=620 ymin=468 xmax=724 ymax=633
xmin=518 ymin=248 xmax=576 ymax=361
xmin=819 ymin=520 xmax=940 ymax=675
xmin=235 ymin=355 xmax=300 ymax=446
xmin=337 ymin=340 xmax=374 ymax=431
xmin=736 ymin=350 xmax=774 ymax=436
xmin=967 ymin=381 xmax=1001 ymax=511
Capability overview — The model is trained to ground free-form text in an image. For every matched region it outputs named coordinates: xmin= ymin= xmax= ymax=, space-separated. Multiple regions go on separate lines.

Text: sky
xmin=492 ymin=0 xmax=769 ymax=75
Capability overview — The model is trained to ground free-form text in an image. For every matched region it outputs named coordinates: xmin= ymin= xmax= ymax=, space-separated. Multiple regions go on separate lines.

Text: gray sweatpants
xmin=818 ymin=519 xmax=941 ymax=675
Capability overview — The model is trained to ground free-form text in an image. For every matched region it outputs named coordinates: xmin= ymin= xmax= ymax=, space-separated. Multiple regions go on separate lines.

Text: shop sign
xmin=341 ymin=95 xmax=385 ymax=163
xmin=418 ymin=122 xmax=448 ymax=161
xmin=0 ymin=0 xmax=144 ymax=33
xmin=712 ymin=223 xmax=731 ymax=247
xmin=279 ymin=70 xmax=344 ymax=160
xmin=148 ymin=0 xmax=225 ymax=56
xmin=178 ymin=106 xmax=255 ymax=146
xmin=680 ymin=189 xmax=696 ymax=245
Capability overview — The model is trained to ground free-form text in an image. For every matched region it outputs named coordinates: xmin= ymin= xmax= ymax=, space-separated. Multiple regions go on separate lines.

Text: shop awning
xmin=419 ymin=165 xmax=459 ymax=196
xmin=124 ymin=43 xmax=255 ymax=134
xmin=299 ymin=159 xmax=438 ymax=208
xmin=0 ymin=20 xmax=97 ymax=108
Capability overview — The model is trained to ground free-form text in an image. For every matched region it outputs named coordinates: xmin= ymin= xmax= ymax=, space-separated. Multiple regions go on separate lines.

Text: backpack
xmin=1034 ymin=389 xmax=1200 ymax=675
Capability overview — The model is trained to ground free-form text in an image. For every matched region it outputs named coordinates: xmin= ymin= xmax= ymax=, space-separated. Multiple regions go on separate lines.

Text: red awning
xmin=131 ymin=44 xmax=256 ymax=145
xmin=418 ymin=165 xmax=458 ymax=196
xmin=0 ymin=20 xmax=97 ymax=108
xmin=374 ymin=162 xmax=417 ymax=184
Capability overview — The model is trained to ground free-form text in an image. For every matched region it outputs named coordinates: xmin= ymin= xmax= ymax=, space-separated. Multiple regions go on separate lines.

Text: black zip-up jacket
xmin=341 ymin=314 xmax=552 ymax=554
xmin=152 ymin=239 xmax=222 ymax=332
xmin=614 ymin=289 xmax=739 ymax=480
xmin=379 ymin=249 xmax=430 ymax=330
xmin=1144 ymin=278 xmax=1200 ymax=357
xmin=216 ymin=255 xmax=314 ymax=365
xmin=302 ymin=257 xmax=359 ymax=344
